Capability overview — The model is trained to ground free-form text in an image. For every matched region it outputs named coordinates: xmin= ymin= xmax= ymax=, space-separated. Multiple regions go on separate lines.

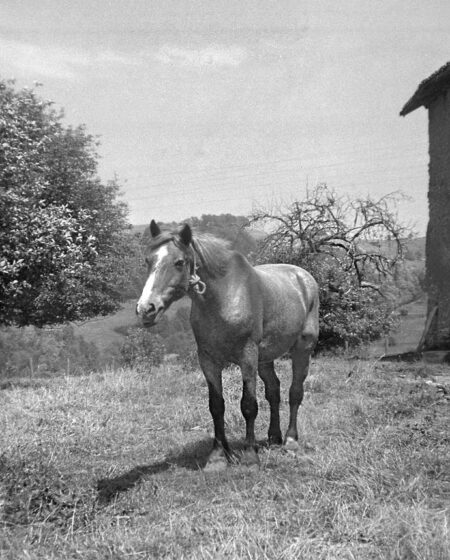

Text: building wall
xmin=426 ymin=90 xmax=450 ymax=349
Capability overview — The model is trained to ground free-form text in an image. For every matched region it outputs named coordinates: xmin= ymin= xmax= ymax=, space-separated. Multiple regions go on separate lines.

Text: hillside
xmin=72 ymin=299 xmax=189 ymax=354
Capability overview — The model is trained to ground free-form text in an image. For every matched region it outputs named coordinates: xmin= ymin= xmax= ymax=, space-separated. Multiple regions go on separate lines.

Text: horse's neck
xmin=191 ymin=268 xmax=225 ymax=303
xmin=189 ymin=254 xmax=232 ymax=304
xmin=191 ymin=253 xmax=250 ymax=304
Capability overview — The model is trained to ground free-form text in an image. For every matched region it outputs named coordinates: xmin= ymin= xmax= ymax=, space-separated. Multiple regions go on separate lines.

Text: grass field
xmin=1 ymin=357 xmax=449 ymax=559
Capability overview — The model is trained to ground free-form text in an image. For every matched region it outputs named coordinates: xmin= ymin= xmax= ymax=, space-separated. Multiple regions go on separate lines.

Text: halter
xmin=188 ymin=248 xmax=206 ymax=295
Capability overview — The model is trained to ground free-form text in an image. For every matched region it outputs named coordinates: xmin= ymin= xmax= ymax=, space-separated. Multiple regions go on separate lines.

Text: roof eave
xmin=400 ymin=61 xmax=450 ymax=117
xmin=400 ymin=96 xmax=432 ymax=117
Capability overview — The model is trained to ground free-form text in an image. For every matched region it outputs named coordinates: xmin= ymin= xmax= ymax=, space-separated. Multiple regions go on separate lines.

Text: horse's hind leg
xmin=198 ymin=351 xmax=230 ymax=472
xmin=284 ymin=334 xmax=316 ymax=451
xmin=258 ymin=361 xmax=282 ymax=445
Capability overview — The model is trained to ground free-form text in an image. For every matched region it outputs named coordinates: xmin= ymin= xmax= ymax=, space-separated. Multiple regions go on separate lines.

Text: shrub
xmin=119 ymin=327 xmax=165 ymax=370
xmin=313 ymin=258 xmax=398 ymax=349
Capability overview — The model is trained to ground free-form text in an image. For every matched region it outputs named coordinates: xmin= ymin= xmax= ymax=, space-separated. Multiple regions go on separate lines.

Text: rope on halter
xmin=188 ymin=248 xmax=206 ymax=295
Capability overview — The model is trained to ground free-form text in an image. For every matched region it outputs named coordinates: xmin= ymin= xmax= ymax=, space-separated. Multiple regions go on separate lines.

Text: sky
xmin=1 ymin=1 xmax=450 ymax=234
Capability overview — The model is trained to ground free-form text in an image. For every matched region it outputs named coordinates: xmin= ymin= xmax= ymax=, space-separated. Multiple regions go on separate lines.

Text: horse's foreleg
xmin=258 ymin=361 xmax=282 ymax=445
xmin=198 ymin=352 xmax=229 ymax=471
xmin=239 ymin=343 xmax=260 ymax=467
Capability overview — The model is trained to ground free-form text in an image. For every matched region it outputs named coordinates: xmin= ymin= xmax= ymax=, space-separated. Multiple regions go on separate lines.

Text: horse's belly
xmin=258 ymin=295 xmax=310 ymax=361
xmin=258 ymin=331 xmax=299 ymax=362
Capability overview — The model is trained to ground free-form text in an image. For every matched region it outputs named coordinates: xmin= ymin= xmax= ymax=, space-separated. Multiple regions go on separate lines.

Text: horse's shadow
xmin=97 ymin=438 xmax=212 ymax=503
xmin=96 ymin=437 xmax=267 ymax=504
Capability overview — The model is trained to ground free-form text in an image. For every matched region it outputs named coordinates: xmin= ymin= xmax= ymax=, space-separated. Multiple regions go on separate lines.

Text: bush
xmin=119 ymin=327 xmax=165 ymax=370
xmin=312 ymin=258 xmax=398 ymax=349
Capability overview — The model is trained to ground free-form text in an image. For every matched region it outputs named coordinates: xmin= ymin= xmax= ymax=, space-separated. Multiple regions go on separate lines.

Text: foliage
xmin=119 ymin=327 xmax=165 ymax=370
xmin=0 ymin=79 xmax=135 ymax=326
xmin=315 ymin=258 xmax=397 ymax=347
xmin=0 ymin=325 xmax=101 ymax=378
xmin=0 ymin=304 xmax=196 ymax=379
xmin=252 ymin=184 xmax=413 ymax=348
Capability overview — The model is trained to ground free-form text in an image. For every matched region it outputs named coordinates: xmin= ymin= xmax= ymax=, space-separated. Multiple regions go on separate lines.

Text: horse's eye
xmin=175 ymin=259 xmax=185 ymax=268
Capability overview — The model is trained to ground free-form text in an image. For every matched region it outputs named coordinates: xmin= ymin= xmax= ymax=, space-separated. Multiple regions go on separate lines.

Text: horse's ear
xmin=149 ymin=220 xmax=161 ymax=238
xmin=179 ymin=224 xmax=192 ymax=246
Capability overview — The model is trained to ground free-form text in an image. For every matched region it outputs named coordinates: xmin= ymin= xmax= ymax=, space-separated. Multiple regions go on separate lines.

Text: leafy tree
xmin=0 ymin=79 xmax=134 ymax=326
xmin=252 ymin=184 xmax=413 ymax=348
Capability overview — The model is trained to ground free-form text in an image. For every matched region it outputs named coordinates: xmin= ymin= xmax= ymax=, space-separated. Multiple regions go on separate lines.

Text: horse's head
xmin=136 ymin=220 xmax=192 ymax=327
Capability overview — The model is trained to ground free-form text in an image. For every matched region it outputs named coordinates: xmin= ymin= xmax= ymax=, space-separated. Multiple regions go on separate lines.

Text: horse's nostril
xmin=136 ymin=302 xmax=156 ymax=317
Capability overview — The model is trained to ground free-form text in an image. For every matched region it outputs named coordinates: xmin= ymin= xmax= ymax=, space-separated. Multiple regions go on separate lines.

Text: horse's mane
xmin=191 ymin=233 xmax=233 ymax=277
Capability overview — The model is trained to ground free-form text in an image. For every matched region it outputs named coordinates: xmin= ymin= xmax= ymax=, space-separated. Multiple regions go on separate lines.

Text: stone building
xmin=401 ymin=62 xmax=450 ymax=350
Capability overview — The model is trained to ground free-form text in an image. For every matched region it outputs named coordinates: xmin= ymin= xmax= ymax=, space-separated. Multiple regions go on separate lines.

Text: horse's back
xmin=255 ymin=263 xmax=318 ymax=309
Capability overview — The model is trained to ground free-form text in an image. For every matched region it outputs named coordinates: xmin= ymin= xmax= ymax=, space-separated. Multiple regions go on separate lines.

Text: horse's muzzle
xmin=136 ymin=302 xmax=165 ymax=327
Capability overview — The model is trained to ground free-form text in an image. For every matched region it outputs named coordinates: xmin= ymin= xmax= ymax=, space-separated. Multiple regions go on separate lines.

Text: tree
xmin=252 ymin=184 xmax=414 ymax=348
xmin=0 ymin=79 xmax=134 ymax=326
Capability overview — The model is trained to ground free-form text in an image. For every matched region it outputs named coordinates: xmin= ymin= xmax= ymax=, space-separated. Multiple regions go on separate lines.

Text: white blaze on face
xmin=137 ymin=245 xmax=169 ymax=314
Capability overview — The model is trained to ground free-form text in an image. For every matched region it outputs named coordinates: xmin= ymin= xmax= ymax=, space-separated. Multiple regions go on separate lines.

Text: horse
xmin=136 ymin=220 xmax=319 ymax=471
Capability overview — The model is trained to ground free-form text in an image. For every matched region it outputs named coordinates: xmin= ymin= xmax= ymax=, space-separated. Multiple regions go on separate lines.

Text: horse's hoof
xmin=268 ymin=434 xmax=283 ymax=446
xmin=240 ymin=448 xmax=260 ymax=470
xmin=203 ymin=449 xmax=229 ymax=472
xmin=284 ymin=437 xmax=299 ymax=452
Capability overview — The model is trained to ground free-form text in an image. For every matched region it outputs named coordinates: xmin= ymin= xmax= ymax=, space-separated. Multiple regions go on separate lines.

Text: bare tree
xmin=251 ymin=184 xmax=415 ymax=348
xmin=252 ymin=184 xmax=411 ymax=291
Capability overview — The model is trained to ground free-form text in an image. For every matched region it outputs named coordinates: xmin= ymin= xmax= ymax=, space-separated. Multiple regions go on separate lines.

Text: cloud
xmin=0 ymin=38 xmax=141 ymax=80
xmin=95 ymin=51 xmax=142 ymax=67
xmin=0 ymin=37 xmax=247 ymax=82
xmin=155 ymin=45 xmax=248 ymax=68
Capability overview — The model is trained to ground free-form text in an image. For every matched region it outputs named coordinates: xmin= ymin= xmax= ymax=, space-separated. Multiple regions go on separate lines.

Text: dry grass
xmin=0 ymin=357 xmax=449 ymax=559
